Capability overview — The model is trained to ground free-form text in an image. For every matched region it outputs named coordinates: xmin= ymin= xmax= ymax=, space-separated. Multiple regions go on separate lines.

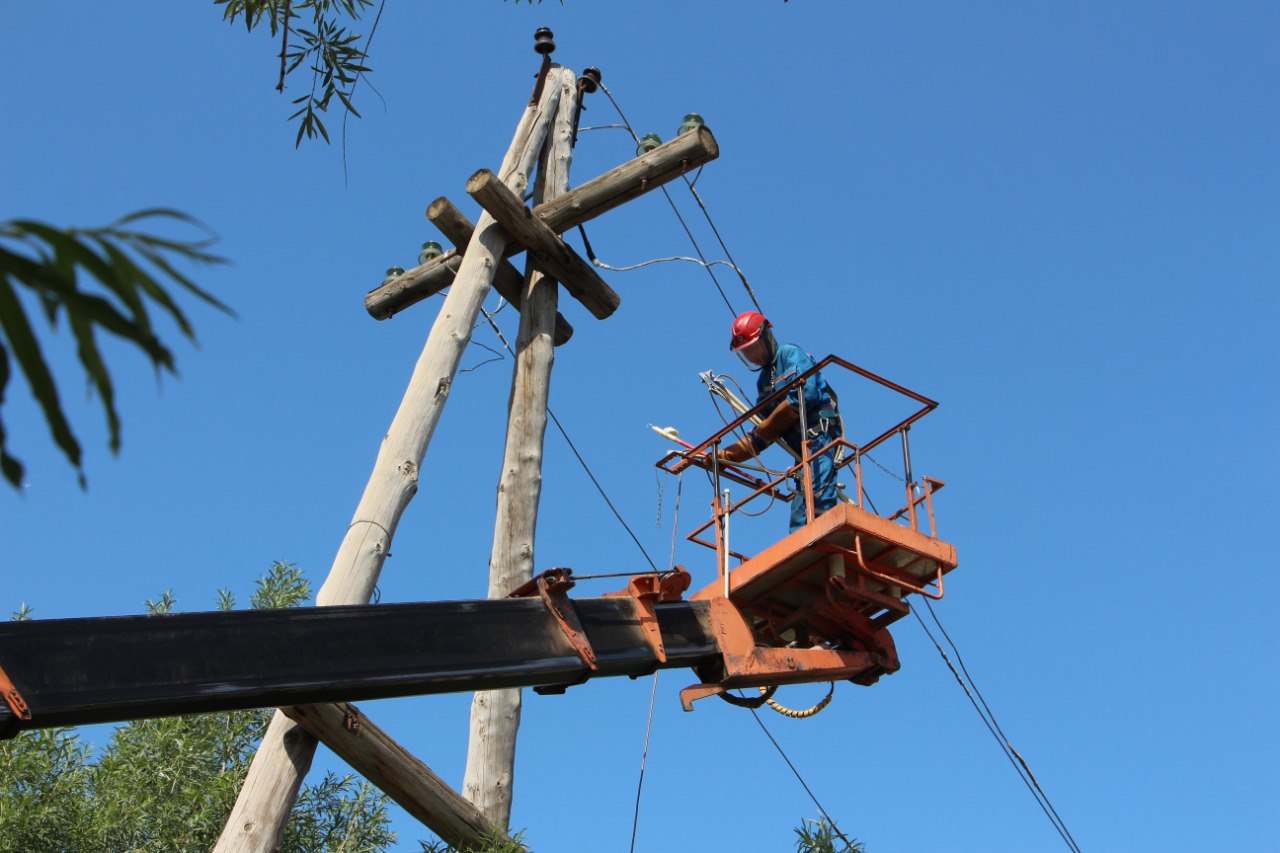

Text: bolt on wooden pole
xmin=214 ymin=74 xmax=566 ymax=853
xmin=461 ymin=66 xmax=577 ymax=830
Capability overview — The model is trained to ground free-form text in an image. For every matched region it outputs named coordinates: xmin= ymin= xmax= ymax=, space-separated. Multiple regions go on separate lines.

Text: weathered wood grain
xmin=215 ymin=72 xmax=566 ymax=853
xmin=426 ymin=197 xmax=573 ymax=345
xmin=461 ymin=68 xmax=575 ymax=830
xmin=468 ymin=168 xmax=620 ymax=320
xmin=283 ymin=703 xmax=514 ymax=851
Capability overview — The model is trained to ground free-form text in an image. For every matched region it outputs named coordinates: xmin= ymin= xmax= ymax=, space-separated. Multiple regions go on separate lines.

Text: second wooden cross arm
xmin=426 ymin=198 xmax=573 ymax=345
xmin=468 ymin=169 xmax=621 ymax=319
xmin=364 ymin=128 xmax=718 ymax=320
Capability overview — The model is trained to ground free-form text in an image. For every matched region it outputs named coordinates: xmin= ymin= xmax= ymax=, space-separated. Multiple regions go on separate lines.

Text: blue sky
xmin=3 ymin=2 xmax=1277 ymax=850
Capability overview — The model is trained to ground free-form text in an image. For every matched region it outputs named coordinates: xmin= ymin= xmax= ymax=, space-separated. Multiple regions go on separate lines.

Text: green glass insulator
xmin=636 ymin=133 xmax=663 ymax=156
xmin=418 ymin=241 xmax=443 ymax=264
xmin=677 ymin=113 xmax=705 ymax=136
xmin=382 ymin=266 xmax=405 ymax=286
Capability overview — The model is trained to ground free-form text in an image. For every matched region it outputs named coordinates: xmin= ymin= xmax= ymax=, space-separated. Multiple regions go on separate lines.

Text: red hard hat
xmin=729 ymin=311 xmax=771 ymax=351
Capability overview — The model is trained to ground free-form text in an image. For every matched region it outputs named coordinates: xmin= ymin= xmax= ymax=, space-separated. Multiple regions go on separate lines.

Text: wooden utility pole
xmin=461 ymin=67 xmax=576 ymax=828
xmin=214 ymin=74 xmax=566 ymax=853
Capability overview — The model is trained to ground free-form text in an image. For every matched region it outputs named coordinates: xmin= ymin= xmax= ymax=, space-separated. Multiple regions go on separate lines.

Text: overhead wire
xmin=911 ymin=608 xmax=1081 ymax=852
xmin=629 ymin=472 xmax=682 ymax=853
xmin=923 ymin=599 xmax=1082 ymax=852
xmin=477 ymin=307 xmax=660 ymax=572
xmin=596 ymin=83 xmax=742 ymax=317
xmin=743 ymin=700 xmax=859 ymax=851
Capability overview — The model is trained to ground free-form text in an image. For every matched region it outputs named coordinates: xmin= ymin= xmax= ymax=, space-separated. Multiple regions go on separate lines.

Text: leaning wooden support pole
xmin=468 ymin=169 xmax=620 ymax=320
xmin=364 ymin=127 xmax=718 ymax=320
xmin=215 ymin=73 xmax=567 ymax=853
xmin=462 ymin=69 xmax=577 ymax=829
xmin=426 ymin=197 xmax=574 ymax=345
xmin=282 ymin=703 xmax=516 ymax=851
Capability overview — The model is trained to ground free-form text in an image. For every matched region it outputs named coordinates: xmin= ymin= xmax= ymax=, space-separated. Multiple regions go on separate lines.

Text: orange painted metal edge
xmin=691 ymin=502 xmax=957 ymax=603
xmin=0 ymin=662 xmax=31 ymax=723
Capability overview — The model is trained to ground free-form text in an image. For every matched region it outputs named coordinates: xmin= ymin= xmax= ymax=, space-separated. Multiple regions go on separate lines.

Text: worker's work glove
xmin=716 ymin=439 xmax=752 ymax=464
xmin=754 ymin=401 xmax=799 ymax=444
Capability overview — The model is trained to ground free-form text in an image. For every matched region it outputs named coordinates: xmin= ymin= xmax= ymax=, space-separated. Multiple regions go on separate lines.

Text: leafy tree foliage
xmin=0 ymin=210 xmax=230 ymax=489
xmin=215 ymin=0 xmax=563 ymax=147
xmin=0 ymin=562 xmax=396 ymax=852
xmin=794 ymin=817 xmax=866 ymax=853
xmin=215 ymin=0 xmax=376 ymax=146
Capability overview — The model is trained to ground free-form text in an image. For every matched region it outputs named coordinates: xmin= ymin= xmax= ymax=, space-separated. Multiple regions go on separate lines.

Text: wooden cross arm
xmin=426 ymin=197 xmax=573 ymax=345
xmin=537 ymin=125 xmax=718 ymax=232
xmin=364 ymin=251 xmax=460 ymax=320
xmin=467 ymin=169 xmax=621 ymax=320
xmin=363 ymin=128 xmax=718 ymax=321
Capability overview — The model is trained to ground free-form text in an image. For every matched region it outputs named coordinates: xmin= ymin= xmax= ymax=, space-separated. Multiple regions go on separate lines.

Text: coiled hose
xmin=758 ymin=682 xmax=836 ymax=718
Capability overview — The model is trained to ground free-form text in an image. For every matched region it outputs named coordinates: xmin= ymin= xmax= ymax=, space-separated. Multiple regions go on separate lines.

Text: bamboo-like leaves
xmin=217 ymin=0 xmax=374 ymax=147
xmin=0 ymin=209 xmax=230 ymax=488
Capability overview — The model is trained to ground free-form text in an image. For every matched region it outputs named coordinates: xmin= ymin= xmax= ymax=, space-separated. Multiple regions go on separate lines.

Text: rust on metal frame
xmin=0 ymin=662 xmax=31 ymax=737
xmin=603 ymin=567 xmax=692 ymax=664
xmin=690 ymin=502 xmax=956 ymax=604
xmin=679 ymin=597 xmax=897 ymax=711
xmin=508 ymin=568 xmax=598 ymax=670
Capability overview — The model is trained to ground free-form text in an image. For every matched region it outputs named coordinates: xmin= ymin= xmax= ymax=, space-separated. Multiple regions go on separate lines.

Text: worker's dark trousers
xmin=789 ymin=432 xmax=840 ymax=533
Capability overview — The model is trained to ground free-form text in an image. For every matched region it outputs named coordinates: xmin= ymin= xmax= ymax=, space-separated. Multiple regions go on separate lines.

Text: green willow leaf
xmin=0 ymin=343 xmax=24 ymax=486
xmin=0 ymin=276 xmax=83 ymax=483
xmin=0 ymin=211 xmax=227 ymax=486
xmin=67 ymin=313 xmax=121 ymax=454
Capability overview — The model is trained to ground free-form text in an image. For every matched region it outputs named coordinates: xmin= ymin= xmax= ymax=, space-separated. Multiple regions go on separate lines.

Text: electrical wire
xmin=629 ymin=473 xmax=683 ymax=852
xmin=743 ymin=700 xmax=858 ymax=851
xmin=628 ymin=670 xmax=661 ymax=853
xmin=923 ymin=599 xmax=1082 ymax=852
xmin=478 ymin=307 xmax=660 ymax=573
xmin=593 ymin=254 xmax=740 ymax=275
xmin=679 ymin=173 xmax=763 ymax=313
xmin=597 ymin=84 xmax=740 ymax=317
xmin=912 ymin=609 xmax=1081 ymax=852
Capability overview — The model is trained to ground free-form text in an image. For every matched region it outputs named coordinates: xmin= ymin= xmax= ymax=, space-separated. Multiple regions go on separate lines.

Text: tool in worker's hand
xmin=649 ymin=425 xmax=774 ymax=478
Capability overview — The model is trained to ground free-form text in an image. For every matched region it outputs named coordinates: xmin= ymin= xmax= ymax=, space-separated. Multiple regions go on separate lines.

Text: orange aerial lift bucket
xmin=653 ymin=356 xmax=958 ymax=710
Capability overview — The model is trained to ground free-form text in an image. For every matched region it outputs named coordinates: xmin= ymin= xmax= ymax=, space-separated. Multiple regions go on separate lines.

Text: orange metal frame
xmin=649 ymin=355 xmax=959 ymax=710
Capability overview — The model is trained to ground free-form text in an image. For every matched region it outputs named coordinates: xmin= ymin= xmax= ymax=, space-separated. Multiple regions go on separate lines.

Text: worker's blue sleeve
xmin=773 ymin=344 xmax=823 ymax=413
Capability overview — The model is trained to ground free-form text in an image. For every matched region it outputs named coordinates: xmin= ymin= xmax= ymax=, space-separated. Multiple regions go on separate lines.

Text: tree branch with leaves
xmin=0 ymin=210 xmax=231 ymax=488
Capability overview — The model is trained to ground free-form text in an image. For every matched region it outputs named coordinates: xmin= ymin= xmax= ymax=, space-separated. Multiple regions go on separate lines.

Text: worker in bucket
xmin=716 ymin=311 xmax=843 ymax=533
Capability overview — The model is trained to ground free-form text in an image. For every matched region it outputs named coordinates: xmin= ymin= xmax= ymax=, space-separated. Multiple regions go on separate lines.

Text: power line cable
xmin=923 ymin=599 xmax=1082 ymax=852
xmin=478 ymin=307 xmax=660 ymax=572
xmin=628 ymin=474 xmax=683 ymax=852
xmin=597 ymin=84 xmax=739 ymax=317
xmin=911 ymin=609 xmax=1081 ymax=852
xmin=628 ymin=670 xmax=660 ymax=853
xmin=743 ymin=700 xmax=858 ymax=851
xmin=678 ymin=174 xmax=763 ymax=313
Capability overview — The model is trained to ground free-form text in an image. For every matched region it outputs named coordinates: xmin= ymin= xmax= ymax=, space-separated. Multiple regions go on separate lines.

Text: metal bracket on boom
xmin=509 ymin=568 xmax=598 ymax=671
xmin=604 ymin=567 xmax=692 ymax=664
xmin=0 ymin=663 xmax=32 ymax=738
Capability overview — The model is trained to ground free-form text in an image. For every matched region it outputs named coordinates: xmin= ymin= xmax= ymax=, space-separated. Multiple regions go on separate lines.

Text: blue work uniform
xmin=746 ymin=344 xmax=842 ymax=532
